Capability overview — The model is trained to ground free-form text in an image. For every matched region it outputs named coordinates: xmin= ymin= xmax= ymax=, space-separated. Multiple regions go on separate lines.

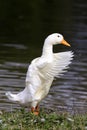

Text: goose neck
xmin=42 ymin=42 xmax=53 ymax=57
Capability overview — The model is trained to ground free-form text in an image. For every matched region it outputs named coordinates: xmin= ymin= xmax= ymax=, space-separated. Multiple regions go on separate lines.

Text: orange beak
xmin=61 ymin=39 xmax=71 ymax=47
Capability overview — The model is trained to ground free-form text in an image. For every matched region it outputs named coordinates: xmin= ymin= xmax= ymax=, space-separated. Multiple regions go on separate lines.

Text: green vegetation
xmin=0 ymin=109 xmax=87 ymax=130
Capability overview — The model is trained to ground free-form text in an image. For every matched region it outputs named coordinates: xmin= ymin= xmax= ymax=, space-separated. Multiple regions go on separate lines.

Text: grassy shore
xmin=0 ymin=108 xmax=87 ymax=130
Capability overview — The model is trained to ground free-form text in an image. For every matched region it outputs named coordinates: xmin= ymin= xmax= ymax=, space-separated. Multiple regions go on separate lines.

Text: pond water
xmin=0 ymin=0 xmax=87 ymax=114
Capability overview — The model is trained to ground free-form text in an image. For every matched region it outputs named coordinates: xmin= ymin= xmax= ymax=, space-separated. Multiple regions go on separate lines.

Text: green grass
xmin=0 ymin=108 xmax=87 ymax=130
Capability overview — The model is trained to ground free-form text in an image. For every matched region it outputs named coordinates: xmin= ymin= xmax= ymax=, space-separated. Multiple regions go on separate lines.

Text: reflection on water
xmin=0 ymin=43 xmax=87 ymax=114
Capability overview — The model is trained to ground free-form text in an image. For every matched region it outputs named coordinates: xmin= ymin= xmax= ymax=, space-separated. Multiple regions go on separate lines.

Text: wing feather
xmin=38 ymin=51 xmax=74 ymax=79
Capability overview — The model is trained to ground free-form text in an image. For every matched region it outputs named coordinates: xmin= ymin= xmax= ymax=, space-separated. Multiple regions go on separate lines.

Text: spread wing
xmin=37 ymin=51 xmax=73 ymax=79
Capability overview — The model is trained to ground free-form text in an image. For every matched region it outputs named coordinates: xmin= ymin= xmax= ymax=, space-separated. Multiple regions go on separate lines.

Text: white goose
xmin=6 ymin=33 xmax=73 ymax=115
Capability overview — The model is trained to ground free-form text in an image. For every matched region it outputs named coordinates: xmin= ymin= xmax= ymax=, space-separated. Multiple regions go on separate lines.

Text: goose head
xmin=44 ymin=33 xmax=70 ymax=47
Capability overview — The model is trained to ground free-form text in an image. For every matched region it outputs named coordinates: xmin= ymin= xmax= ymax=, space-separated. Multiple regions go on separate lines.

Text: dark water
xmin=0 ymin=0 xmax=87 ymax=113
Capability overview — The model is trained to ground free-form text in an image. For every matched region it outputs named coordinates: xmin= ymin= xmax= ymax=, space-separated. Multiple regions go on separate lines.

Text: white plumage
xmin=6 ymin=33 xmax=73 ymax=115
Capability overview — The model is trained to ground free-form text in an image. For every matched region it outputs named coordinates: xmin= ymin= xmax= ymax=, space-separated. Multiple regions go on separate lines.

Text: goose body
xmin=6 ymin=33 xmax=73 ymax=115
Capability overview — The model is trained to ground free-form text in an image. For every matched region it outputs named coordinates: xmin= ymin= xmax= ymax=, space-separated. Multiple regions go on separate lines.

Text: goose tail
xmin=5 ymin=91 xmax=19 ymax=102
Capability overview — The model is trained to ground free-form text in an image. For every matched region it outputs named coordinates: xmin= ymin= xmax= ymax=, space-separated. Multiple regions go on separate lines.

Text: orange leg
xmin=35 ymin=105 xmax=39 ymax=112
xmin=31 ymin=105 xmax=39 ymax=115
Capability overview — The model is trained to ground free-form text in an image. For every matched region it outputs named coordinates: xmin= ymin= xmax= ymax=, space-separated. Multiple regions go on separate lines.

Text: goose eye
xmin=57 ymin=35 xmax=60 ymax=37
